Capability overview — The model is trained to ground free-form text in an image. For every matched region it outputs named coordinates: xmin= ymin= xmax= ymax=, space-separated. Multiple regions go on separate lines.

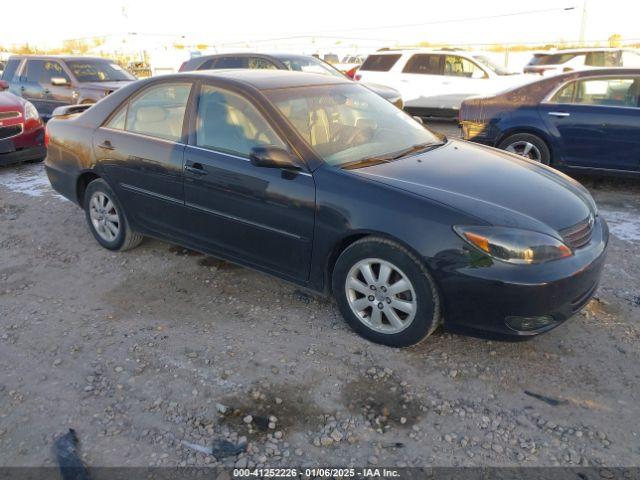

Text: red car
xmin=0 ymin=80 xmax=46 ymax=166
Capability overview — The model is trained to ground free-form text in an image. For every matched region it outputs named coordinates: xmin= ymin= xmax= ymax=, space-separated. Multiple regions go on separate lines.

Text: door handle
xmin=97 ymin=140 xmax=115 ymax=150
xmin=548 ymin=111 xmax=570 ymax=117
xmin=44 ymin=89 xmax=51 ymax=94
xmin=185 ymin=162 xmax=208 ymax=175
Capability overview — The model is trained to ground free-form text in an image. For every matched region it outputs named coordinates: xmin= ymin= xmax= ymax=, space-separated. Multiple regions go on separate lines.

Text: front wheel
xmin=498 ymin=133 xmax=551 ymax=165
xmin=83 ymin=178 xmax=143 ymax=251
xmin=332 ymin=237 xmax=441 ymax=347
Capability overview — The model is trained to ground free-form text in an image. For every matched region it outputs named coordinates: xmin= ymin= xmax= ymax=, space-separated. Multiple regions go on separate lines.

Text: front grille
xmin=0 ymin=124 xmax=23 ymax=140
xmin=0 ymin=111 xmax=21 ymax=120
xmin=560 ymin=216 xmax=594 ymax=250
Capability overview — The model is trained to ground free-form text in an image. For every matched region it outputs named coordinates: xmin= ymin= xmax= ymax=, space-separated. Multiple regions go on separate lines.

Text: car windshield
xmin=473 ymin=55 xmax=514 ymax=75
xmin=277 ymin=56 xmax=345 ymax=79
xmin=66 ymin=60 xmax=136 ymax=82
xmin=265 ymin=83 xmax=442 ymax=167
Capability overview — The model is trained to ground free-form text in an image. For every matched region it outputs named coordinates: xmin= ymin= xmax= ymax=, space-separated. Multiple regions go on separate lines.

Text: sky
xmin=1 ymin=0 xmax=638 ymax=49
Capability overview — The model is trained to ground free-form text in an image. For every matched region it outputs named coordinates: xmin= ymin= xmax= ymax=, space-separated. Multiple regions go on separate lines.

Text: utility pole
xmin=579 ymin=0 xmax=588 ymax=45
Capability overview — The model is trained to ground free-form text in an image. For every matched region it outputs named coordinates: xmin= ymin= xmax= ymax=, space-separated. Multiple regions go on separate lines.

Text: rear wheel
xmin=83 ymin=178 xmax=143 ymax=251
xmin=332 ymin=237 xmax=441 ymax=347
xmin=498 ymin=133 xmax=551 ymax=165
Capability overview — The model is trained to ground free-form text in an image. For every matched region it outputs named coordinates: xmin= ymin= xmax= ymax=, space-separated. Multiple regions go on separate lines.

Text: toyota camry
xmin=44 ymin=70 xmax=608 ymax=347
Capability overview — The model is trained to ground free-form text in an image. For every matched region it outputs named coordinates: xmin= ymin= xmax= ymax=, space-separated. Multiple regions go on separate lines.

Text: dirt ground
xmin=1 ymin=121 xmax=639 ymax=469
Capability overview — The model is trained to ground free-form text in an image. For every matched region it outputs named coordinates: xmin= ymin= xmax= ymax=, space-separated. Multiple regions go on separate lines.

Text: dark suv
xmin=1 ymin=56 xmax=136 ymax=119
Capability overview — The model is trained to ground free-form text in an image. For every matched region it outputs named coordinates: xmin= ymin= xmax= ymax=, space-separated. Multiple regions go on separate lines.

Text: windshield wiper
xmin=340 ymin=157 xmax=392 ymax=170
xmin=387 ymin=141 xmax=446 ymax=160
xmin=340 ymin=141 xmax=446 ymax=170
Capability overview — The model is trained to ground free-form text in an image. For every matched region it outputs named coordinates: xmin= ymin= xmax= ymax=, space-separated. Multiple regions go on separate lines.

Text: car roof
xmin=168 ymin=69 xmax=350 ymax=90
xmin=556 ymin=67 xmax=640 ymax=78
xmin=8 ymin=55 xmax=115 ymax=62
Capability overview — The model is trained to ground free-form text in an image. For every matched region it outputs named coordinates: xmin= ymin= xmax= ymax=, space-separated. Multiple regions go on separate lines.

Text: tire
xmin=83 ymin=178 xmax=143 ymax=251
xmin=498 ymin=133 xmax=551 ymax=165
xmin=332 ymin=237 xmax=441 ymax=347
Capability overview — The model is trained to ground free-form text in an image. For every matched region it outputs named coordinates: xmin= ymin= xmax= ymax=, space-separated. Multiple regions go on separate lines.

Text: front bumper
xmin=438 ymin=217 xmax=609 ymax=338
xmin=0 ymin=144 xmax=47 ymax=166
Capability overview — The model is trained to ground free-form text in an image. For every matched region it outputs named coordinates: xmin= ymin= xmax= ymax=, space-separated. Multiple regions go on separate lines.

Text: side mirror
xmin=0 ymin=80 xmax=8 ymax=91
xmin=250 ymin=146 xmax=302 ymax=170
xmin=412 ymin=116 xmax=424 ymax=125
xmin=51 ymin=77 xmax=70 ymax=86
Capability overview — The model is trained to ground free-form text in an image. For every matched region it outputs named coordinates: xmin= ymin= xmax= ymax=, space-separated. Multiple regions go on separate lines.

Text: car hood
xmin=79 ymin=81 xmax=133 ymax=91
xmin=0 ymin=91 xmax=24 ymax=110
xmin=349 ymin=139 xmax=594 ymax=236
xmin=363 ymin=82 xmax=402 ymax=101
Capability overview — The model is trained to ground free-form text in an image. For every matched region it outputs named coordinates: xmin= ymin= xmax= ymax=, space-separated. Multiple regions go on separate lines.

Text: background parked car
xmin=179 ymin=52 xmax=404 ymax=108
xmin=524 ymin=48 xmax=640 ymax=75
xmin=0 ymin=60 xmax=5 ymax=77
xmin=459 ymin=68 xmax=640 ymax=175
xmin=355 ymin=49 xmax=529 ymax=118
xmin=0 ymin=80 xmax=45 ymax=165
xmin=1 ymin=56 xmax=137 ymax=119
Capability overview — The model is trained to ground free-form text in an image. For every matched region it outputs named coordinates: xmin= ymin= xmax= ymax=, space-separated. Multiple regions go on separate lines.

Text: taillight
xmin=354 ymin=74 xmax=362 ymax=81
xmin=44 ymin=125 xmax=50 ymax=148
xmin=346 ymin=67 xmax=357 ymax=79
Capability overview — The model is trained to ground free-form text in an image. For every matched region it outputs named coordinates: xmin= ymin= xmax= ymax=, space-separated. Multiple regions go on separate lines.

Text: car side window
xmin=1 ymin=59 xmax=21 ymax=81
xmin=195 ymin=84 xmax=287 ymax=157
xmin=248 ymin=58 xmax=278 ymax=69
xmin=106 ymin=105 xmax=127 ymax=130
xmin=123 ymin=83 xmax=192 ymax=141
xmin=443 ymin=56 xmax=485 ymax=78
xmin=551 ymin=77 xmax=639 ymax=108
xmin=402 ymin=54 xmax=442 ymax=75
xmin=622 ymin=51 xmax=640 ymax=68
xmin=24 ymin=60 xmax=46 ymax=83
xmin=359 ymin=54 xmax=401 ymax=72
xmin=214 ymin=57 xmax=248 ymax=69
xmin=40 ymin=61 xmax=70 ymax=84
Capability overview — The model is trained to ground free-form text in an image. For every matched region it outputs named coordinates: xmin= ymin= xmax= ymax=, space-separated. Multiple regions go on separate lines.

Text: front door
xmin=93 ymin=82 xmax=193 ymax=237
xmin=183 ymin=83 xmax=316 ymax=281
xmin=540 ymin=75 xmax=640 ymax=171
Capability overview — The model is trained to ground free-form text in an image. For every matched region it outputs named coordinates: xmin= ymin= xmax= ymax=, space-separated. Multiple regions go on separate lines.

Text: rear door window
xmin=402 ymin=54 xmax=442 ymax=75
xmin=248 ymin=57 xmax=279 ymax=69
xmin=24 ymin=60 xmax=46 ymax=83
xmin=124 ymin=83 xmax=192 ymax=141
xmin=551 ymin=77 xmax=639 ymax=108
xmin=214 ymin=57 xmax=249 ymax=69
xmin=360 ymin=54 xmax=401 ymax=72
xmin=1 ymin=59 xmax=21 ymax=81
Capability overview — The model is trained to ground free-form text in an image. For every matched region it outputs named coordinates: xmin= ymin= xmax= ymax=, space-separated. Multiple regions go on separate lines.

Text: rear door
xmin=356 ymin=53 xmax=402 ymax=86
xmin=93 ymin=81 xmax=193 ymax=236
xmin=19 ymin=60 xmax=47 ymax=113
xmin=182 ymin=82 xmax=316 ymax=281
xmin=397 ymin=54 xmax=444 ymax=111
xmin=540 ymin=75 xmax=640 ymax=171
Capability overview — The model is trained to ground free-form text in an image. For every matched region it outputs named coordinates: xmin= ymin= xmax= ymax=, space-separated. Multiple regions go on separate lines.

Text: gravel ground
xmin=1 ymin=122 xmax=639 ymax=469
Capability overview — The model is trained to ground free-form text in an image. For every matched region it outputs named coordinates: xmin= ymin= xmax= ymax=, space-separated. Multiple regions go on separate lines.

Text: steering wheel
xmin=330 ymin=125 xmax=361 ymax=146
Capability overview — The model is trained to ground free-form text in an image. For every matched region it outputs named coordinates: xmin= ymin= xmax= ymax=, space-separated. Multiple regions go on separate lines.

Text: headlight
xmin=454 ymin=226 xmax=572 ymax=264
xmin=24 ymin=101 xmax=40 ymax=122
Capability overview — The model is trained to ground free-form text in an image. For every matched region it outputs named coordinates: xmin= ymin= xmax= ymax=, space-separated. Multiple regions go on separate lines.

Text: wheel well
xmin=325 ymin=232 xmax=431 ymax=294
xmin=76 ymin=172 xmax=100 ymax=207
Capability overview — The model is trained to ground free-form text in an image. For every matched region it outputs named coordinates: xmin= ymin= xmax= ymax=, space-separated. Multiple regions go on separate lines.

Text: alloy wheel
xmin=89 ymin=191 xmax=120 ymax=242
xmin=345 ymin=258 xmax=417 ymax=334
xmin=505 ymin=141 xmax=542 ymax=161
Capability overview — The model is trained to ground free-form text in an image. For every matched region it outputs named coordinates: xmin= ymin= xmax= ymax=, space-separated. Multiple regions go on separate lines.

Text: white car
xmin=355 ymin=49 xmax=531 ymax=117
xmin=524 ymin=48 xmax=640 ymax=76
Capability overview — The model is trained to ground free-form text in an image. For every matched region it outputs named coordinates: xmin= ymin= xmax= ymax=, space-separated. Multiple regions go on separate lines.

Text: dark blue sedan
xmin=459 ymin=68 xmax=640 ymax=175
xmin=45 ymin=70 xmax=607 ymax=347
